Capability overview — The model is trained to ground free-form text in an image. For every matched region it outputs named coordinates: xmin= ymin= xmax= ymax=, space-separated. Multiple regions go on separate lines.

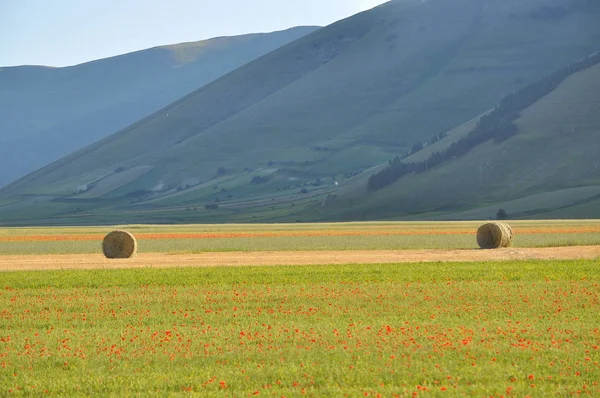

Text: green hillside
xmin=1 ymin=0 xmax=600 ymax=225
xmin=324 ymin=55 xmax=600 ymax=221
xmin=0 ymin=26 xmax=318 ymax=186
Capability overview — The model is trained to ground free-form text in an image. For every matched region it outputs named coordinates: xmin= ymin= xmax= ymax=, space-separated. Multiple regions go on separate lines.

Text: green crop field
xmin=1 ymin=261 xmax=600 ymax=396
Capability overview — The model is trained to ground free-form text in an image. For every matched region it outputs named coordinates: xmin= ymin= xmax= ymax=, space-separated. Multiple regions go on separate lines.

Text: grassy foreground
xmin=1 ymin=261 xmax=599 ymax=396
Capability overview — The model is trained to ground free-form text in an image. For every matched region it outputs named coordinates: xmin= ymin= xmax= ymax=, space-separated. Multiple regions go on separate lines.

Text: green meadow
xmin=1 ymin=261 xmax=599 ymax=396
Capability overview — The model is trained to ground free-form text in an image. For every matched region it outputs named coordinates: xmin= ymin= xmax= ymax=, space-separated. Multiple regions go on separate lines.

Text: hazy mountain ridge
xmin=0 ymin=26 xmax=319 ymax=186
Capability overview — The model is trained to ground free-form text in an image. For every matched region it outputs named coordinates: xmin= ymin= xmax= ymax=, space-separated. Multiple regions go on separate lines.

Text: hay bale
xmin=102 ymin=230 xmax=137 ymax=259
xmin=477 ymin=222 xmax=514 ymax=249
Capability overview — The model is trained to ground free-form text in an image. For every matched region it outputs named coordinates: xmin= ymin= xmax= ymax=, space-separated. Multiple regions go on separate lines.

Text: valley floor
xmin=1 ymin=221 xmax=599 ymax=395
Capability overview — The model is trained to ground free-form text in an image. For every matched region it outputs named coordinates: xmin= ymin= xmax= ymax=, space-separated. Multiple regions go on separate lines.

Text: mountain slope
xmin=325 ymin=55 xmax=600 ymax=221
xmin=1 ymin=0 xmax=600 ymax=225
xmin=0 ymin=26 xmax=318 ymax=186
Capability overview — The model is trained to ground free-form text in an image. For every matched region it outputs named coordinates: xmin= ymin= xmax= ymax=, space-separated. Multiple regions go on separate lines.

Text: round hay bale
xmin=476 ymin=222 xmax=514 ymax=249
xmin=102 ymin=230 xmax=137 ymax=259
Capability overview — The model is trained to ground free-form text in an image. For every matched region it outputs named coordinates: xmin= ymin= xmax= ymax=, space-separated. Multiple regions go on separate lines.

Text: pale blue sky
xmin=0 ymin=0 xmax=388 ymax=67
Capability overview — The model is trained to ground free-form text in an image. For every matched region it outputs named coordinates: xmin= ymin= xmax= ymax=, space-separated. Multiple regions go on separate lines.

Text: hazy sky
xmin=1 ymin=0 xmax=388 ymax=67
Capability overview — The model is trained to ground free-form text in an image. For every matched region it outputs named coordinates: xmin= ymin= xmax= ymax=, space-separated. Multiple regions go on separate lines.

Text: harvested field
xmin=1 ymin=246 xmax=599 ymax=272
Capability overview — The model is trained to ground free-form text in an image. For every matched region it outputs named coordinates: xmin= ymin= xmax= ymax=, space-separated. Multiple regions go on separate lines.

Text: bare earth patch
xmin=1 ymin=246 xmax=598 ymax=272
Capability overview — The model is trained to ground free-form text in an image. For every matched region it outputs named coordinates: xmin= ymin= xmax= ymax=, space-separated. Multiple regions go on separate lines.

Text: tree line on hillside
xmin=367 ymin=50 xmax=600 ymax=191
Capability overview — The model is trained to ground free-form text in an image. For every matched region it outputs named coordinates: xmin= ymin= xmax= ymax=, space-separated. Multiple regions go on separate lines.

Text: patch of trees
xmin=426 ymin=132 xmax=448 ymax=146
xmin=125 ymin=189 xmax=152 ymax=198
xmin=384 ymin=133 xmax=450 ymax=168
xmin=310 ymin=146 xmax=336 ymax=152
xmin=367 ymin=50 xmax=600 ymax=191
xmin=177 ymin=184 xmax=193 ymax=191
xmin=410 ymin=141 xmax=423 ymax=155
xmin=205 ymin=204 xmax=219 ymax=210
xmin=251 ymin=175 xmax=270 ymax=185
xmin=343 ymin=170 xmax=362 ymax=180
xmin=74 ymin=180 xmax=100 ymax=195
xmin=496 ymin=209 xmax=508 ymax=220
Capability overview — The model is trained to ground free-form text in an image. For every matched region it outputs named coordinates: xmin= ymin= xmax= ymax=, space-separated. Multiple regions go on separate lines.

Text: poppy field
xmin=1 ymin=221 xmax=599 ymax=396
xmin=1 ymin=260 xmax=600 ymax=396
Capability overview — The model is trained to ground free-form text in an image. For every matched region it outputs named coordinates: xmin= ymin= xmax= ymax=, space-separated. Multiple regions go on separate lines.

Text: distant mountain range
xmin=1 ymin=0 xmax=600 ymax=225
xmin=0 ymin=26 xmax=318 ymax=186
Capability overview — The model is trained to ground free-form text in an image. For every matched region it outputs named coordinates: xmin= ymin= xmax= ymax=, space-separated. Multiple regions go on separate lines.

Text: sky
xmin=0 ymin=0 xmax=388 ymax=67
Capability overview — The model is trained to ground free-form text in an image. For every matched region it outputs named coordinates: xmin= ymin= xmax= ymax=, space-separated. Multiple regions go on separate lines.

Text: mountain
xmin=1 ymin=0 xmax=600 ymax=225
xmin=0 ymin=26 xmax=319 ymax=186
xmin=320 ymin=52 xmax=600 ymax=221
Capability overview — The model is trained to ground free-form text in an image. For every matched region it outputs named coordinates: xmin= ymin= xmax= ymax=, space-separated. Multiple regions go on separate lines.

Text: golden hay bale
xmin=477 ymin=222 xmax=514 ymax=249
xmin=102 ymin=230 xmax=137 ymax=259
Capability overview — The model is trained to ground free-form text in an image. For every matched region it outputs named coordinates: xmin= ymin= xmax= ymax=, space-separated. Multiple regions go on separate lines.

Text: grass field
xmin=2 ymin=262 xmax=600 ymax=396
xmin=1 ymin=221 xmax=599 ymax=396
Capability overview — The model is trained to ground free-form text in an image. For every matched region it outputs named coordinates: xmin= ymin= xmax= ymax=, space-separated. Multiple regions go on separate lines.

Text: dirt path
xmin=1 ymin=246 xmax=598 ymax=272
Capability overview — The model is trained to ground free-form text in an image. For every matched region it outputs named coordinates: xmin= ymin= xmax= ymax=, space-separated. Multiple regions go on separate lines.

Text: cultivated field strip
xmin=1 ymin=221 xmax=600 ymax=255
xmin=1 ymin=246 xmax=599 ymax=272
xmin=2 ymin=226 xmax=600 ymax=242
xmin=2 ymin=220 xmax=600 ymax=236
